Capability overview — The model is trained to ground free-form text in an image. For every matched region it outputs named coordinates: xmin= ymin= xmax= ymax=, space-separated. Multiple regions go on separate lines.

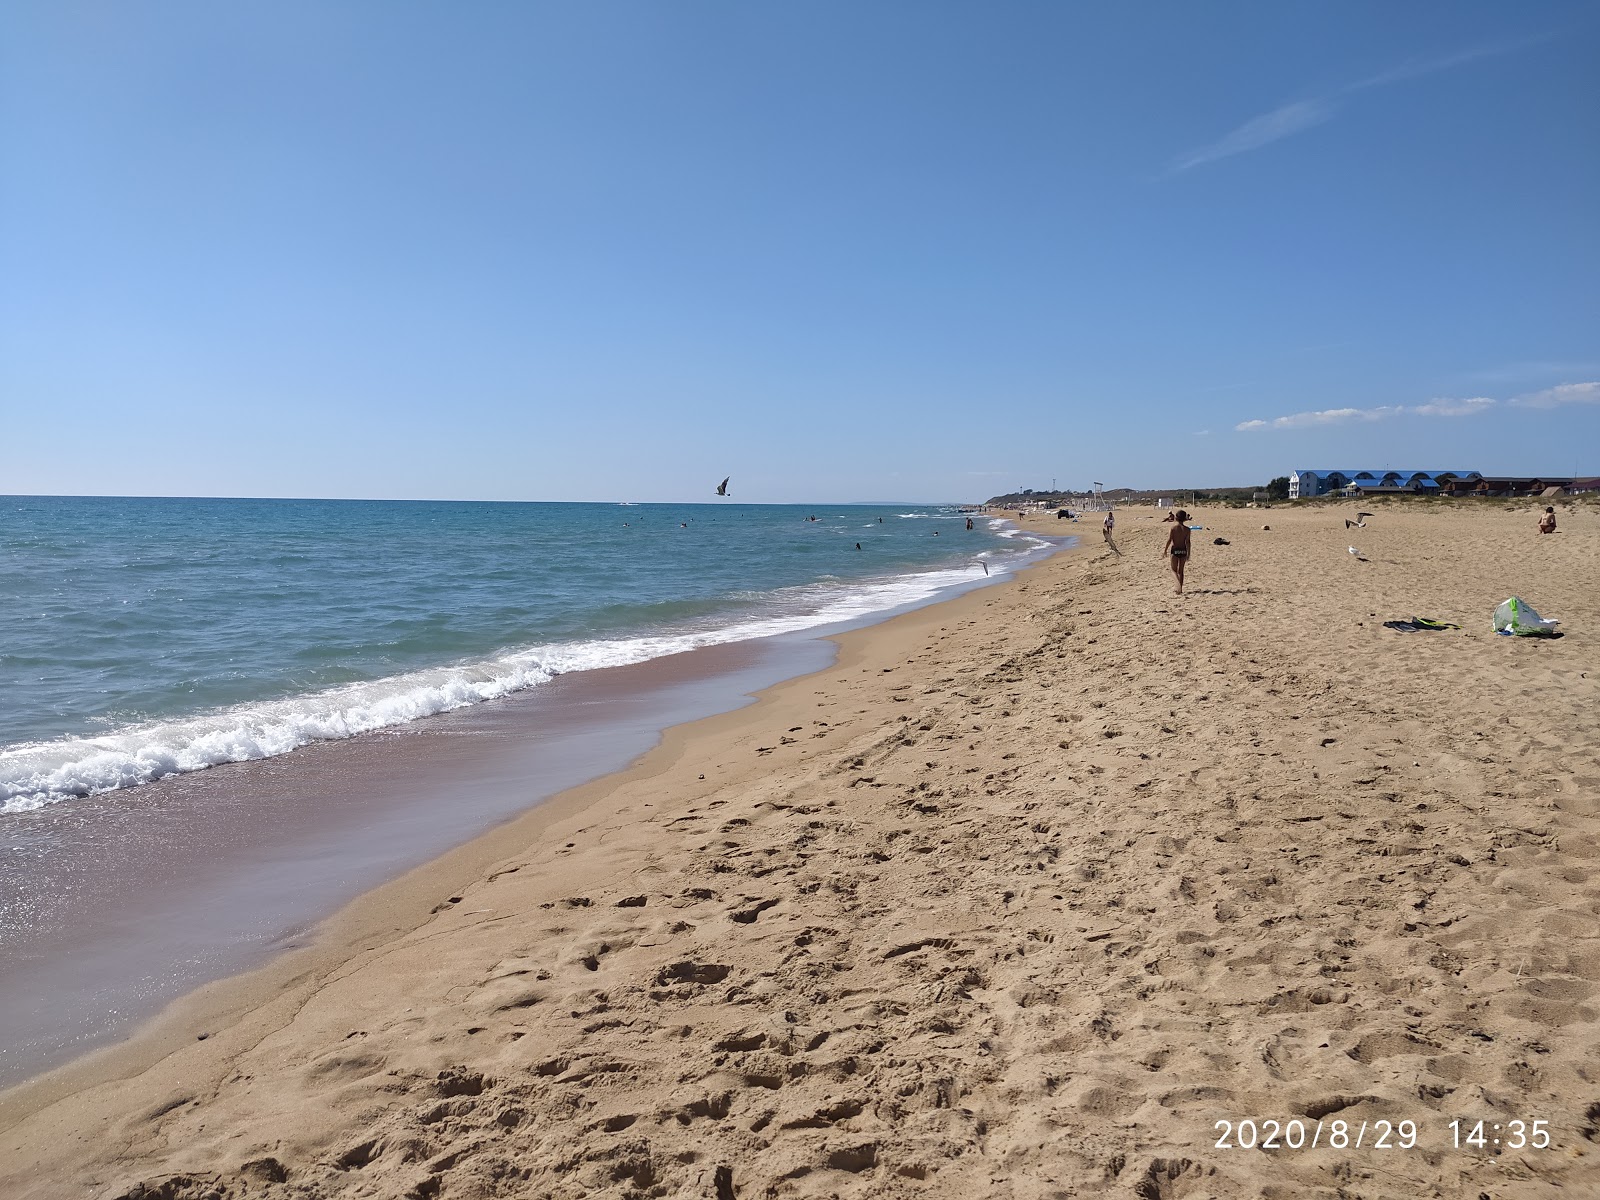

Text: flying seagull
xmin=1345 ymin=512 xmax=1375 ymax=530
xmin=715 ymin=476 xmax=730 ymax=497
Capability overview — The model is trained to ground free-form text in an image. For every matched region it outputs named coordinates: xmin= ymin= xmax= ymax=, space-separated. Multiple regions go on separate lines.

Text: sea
xmin=0 ymin=496 xmax=1057 ymax=1083
xmin=1 ymin=497 xmax=1048 ymax=811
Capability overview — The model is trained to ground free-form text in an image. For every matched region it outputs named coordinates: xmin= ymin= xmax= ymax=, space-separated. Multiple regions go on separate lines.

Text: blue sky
xmin=3 ymin=2 xmax=1596 ymax=502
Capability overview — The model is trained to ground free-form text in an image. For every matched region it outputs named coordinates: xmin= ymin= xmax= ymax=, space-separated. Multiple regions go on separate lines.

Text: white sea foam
xmin=992 ymin=520 xmax=1048 ymax=548
xmin=1 ymin=558 xmax=1035 ymax=813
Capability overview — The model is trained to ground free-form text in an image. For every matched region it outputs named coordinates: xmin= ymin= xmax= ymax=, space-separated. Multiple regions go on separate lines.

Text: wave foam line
xmin=1 ymin=560 xmax=1024 ymax=813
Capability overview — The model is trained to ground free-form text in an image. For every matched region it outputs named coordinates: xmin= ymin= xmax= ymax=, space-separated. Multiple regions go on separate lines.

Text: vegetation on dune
xmin=982 ymin=481 xmax=1282 ymax=508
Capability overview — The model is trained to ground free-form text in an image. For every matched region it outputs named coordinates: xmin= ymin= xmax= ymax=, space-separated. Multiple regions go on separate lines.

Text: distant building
xmin=1445 ymin=476 xmax=1577 ymax=497
xmin=1288 ymin=469 xmax=1481 ymax=499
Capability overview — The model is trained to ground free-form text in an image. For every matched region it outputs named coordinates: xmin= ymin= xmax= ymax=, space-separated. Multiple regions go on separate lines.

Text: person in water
xmin=1539 ymin=506 xmax=1557 ymax=534
xmin=1163 ymin=510 xmax=1192 ymax=594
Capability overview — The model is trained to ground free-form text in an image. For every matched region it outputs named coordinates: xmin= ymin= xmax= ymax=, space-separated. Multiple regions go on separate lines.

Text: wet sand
xmin=2 ymin=499 xmax=1597 ymax=1199
xmin=0 ymin=636 xmax=842 ymax=1088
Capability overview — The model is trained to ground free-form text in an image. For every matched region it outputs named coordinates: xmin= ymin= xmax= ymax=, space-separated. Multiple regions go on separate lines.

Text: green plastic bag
xmin=1493 ymin=596 xmax=1561 ymax=637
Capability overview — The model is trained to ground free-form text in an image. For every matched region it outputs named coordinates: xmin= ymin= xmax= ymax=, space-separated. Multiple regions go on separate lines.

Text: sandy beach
xmin=2 ymin=498 xmax=1596 ymax=1199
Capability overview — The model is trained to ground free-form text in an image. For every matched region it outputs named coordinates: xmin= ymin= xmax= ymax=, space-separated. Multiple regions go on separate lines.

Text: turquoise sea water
xmin=2 ymin=497 xmax=1042 ymax=811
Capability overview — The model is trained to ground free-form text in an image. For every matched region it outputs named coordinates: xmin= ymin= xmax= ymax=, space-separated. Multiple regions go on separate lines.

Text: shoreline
xmin=3 ymin=507 xmax=1040 ymax=818
xmin=0 ymin=635 xmax=837 ymax=1088
xmin=3 ymin=501 xmax=1595 ymax=1198
xmin=0 ymin=530 xmax=1073 ymax=1114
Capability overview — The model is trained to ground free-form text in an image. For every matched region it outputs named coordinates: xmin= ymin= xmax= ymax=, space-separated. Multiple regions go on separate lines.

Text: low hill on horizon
xmin=981 ymin=484 xmax=1268 ymax=507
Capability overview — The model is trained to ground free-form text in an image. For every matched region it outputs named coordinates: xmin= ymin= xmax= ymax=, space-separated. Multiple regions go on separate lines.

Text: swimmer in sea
xmin=1163 ymin=509 xmax=1192 ymax=595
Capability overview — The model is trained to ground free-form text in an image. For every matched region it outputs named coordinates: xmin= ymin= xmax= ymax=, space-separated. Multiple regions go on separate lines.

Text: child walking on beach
xmin=1163 ymin=510 xmax=1192 ymax=595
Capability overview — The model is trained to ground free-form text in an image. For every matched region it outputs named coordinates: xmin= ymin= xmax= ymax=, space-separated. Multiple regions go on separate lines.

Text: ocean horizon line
xmin=3 ymin=493 xmax=976 ymax=507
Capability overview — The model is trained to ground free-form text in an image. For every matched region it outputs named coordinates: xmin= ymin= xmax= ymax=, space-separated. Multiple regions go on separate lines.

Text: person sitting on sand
xmin=1163 ymin=510 xmax=1192 ymax=595
xmin=1539 ymin=506 xmax=1557 ymax=534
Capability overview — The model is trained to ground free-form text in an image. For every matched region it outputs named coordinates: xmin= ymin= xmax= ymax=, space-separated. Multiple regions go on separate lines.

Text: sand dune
xmin=2 ymin=499 xmax=1596 ymax=1199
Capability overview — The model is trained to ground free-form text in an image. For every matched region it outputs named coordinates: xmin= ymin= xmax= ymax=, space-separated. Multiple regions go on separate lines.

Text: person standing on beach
xmin=1539 ymin=506 xmax=1557 ymax=534
xmin=1163 ymin=510 xmax=1192 ymax=594
xmin=1102 ymin=509 xmax=1115 ymax=547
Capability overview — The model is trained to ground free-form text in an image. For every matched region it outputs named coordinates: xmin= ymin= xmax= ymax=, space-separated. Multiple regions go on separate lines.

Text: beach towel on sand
xmin=1493 ymin=597 xmax=1562 ymax=637
xmin=1383 ymin=617 xmax=1460 ymax=633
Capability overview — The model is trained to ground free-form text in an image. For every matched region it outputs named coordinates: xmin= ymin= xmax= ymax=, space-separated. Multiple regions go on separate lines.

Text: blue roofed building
xmin=1288 ymin=470 xmax=1481 ymax=499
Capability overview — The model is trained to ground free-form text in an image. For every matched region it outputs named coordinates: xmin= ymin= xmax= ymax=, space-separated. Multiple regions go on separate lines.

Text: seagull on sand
xmin=715 ymin=476 xmax=730 ymax=497
xmin=1348 ymin=546 xmax=1368 ymax=561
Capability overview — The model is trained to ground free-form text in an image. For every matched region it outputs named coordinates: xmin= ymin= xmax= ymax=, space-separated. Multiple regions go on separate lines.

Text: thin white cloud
xmin=1191 ymin=429 xmax=1212 ymax=436
xmin=1235 ymin=395 xmax=1500 ymax=431
xmin=1235 ymin=406 xmax=1397 ymax=431
xmin=1509 ymin=381 xmax=1600 ymax=408
xmin=1348 ymin=36 xmax=1547 ymax=91
xmin=1411 ymin=396 xmax=1496 ymax=417
xmin=1171 ymin=100 xmax=1333 ymax=172
xmin=1171 ymin=37 xmax=1540 ymax=173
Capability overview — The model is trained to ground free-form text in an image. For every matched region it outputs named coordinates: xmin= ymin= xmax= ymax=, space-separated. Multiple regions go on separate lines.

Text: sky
xmin=3 ymin=1 xmax=1597 ymax=503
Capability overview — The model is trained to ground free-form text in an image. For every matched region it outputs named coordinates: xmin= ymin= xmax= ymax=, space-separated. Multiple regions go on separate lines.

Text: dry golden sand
xmin=2 ymin=500 xmax=1598 ymax=1200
